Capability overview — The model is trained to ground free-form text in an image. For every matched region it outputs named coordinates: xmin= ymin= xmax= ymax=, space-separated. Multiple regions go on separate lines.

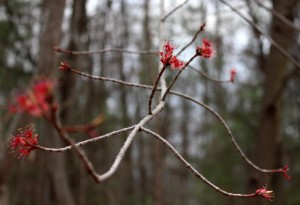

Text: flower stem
xmin=148 ymin=64 xmax=168 ymax=115
xmin=162 ymin=54 xmax=198 ymax=101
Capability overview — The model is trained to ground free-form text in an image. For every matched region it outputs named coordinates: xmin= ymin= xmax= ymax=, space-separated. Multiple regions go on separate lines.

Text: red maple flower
xmin=16 ymin=94 xmax=41 ymax=116
xmin=255 ymin=186 xmax=274 ymax=201
xmin=12 ymin=79 xmax=55 ymax=117
xmin=8 ymin=125 xmax=39 ymax=158
xmin=159 ymin=41 xmax=183 ymax=69
xmin=230 ymin=68 xmax=237 ymax=83
xmin=196 ymin=38 xmax=214 ymax=59
xmin=159 ymin=41 xmax=176 ymax=65
xmin=33 ymin=79 xmax=54 ymax=98
xmin=279 ymin=165 xmax=291 ymax=180
xmin=59 ymin=61 xmax=71 ymax=71
xmin=169 ymin=56 xmax=184 ymax=70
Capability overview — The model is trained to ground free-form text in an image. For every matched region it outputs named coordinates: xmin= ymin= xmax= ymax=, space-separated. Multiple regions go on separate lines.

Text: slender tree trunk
xmin=253 ymin=1 xmax=298 ymax=205
xmin=178 ymin=101 xmax=190 ymax=204
xmin=116 ymin=1 xmax=134 ymax=203
xmin=138 ymin=0 xmax=155 ymax=203
xmin=35 ymin=1 xmax=75 ymax=205
xmin=60 ymin=1 xmax=90 ymax=205
xmin=37 ymin=0 xmax=66 ymax=77
xmin=0 ymin=114 xmax=22 ymax=205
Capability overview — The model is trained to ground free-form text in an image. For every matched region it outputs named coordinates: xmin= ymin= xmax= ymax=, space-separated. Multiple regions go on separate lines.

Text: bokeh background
xmin=0 ymin=0 xmax=299 ymax=205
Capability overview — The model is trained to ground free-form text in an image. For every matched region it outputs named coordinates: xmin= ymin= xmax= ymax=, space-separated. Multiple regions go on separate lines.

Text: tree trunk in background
xmin=253 ymin=1 xmax=298 ymax=205
xmin=178 ymin=101 xmax=190 ymax=204
xmin=60 ymin=0 xmax=90 ymax=205
xmin=117 ymin=0 xmax=134 ymax=203
xmin=138 ymin=0 xmax=156 ymax=204
xmin=35 ymin=1 xmax=75 ymax=205
xmin=0 ymin=114 xmax=22 ymax=205
xmin=37 ymin=0 xmax=65 ymax=77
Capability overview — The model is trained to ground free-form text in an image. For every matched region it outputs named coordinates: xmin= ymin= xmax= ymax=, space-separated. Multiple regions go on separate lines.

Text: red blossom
xmin=159 ymin=41 xmax=175 ymax=65
xmin=33 ymin=80 xmax=54 ymax=98
xmin=8 ymin=125 xmax=39 ymax=158
xmin=59 ymin=61 xmax=71 ymax=71
xmin=163 ymin=40 xmax=176 ymax=54
xmin=12 ymin=79 xmax=55 ymax=117
xmin=169 ymin=56 xmax=184 ymax=70
xmin=279 ymin=165 xmax=291 ymax=180
xmin=196 ymin=38 xmax=214 ymax=59
xmin=230 ymin=68 xmax=237 ymax=83
xmin=255 ymin=186 xmax=274 ymax=201
xmin=159 ymin=41 xmax=183 ymax=69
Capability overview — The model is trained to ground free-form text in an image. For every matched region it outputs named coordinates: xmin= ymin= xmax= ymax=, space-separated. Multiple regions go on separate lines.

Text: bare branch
xmin=62 ymin=114 xmax=103 ymax=133
xmin=148 ymin=64 xmax=168 ymax=115
xmin=161 ymin=0 xmax=190 ymax=22
xmin=162 ymin=53 xmax=198 ymax=101
xmin=60 ymin=65 xmax=285 ymax=175
xmin=47 ymin=113 xmax=101 ymax=183
xmin=189 ymin=65 xmax=232 ymax=83
xmin=140 ymin=127 xmax=259 ymax=199
xmin=255 ymin=0 xmax=300 ymax=32
xmin=176 ymin=23 xmax=206 ymax=56
xmin=219 ymin=0 xmax=300 ymax=70
xmin=34 ymin=126 xmax=135 ymax=152
xmin=98 ymin=101 xmax=165 ymax=181
xmin=54 ymin=47 xmax=158 ymax=55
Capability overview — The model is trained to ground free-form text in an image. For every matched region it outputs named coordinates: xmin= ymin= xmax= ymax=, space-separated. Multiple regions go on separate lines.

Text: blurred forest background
xmin=0 ymin=0 xmax=299 ymax=205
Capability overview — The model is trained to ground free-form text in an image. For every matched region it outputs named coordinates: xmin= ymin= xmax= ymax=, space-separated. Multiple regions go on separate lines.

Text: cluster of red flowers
xmin=8 ymin=125 xmax=38 ymax=158
xmin=10 ymin=79 xmax=55 ymax=117
xmin=255 ymin=186 xmax=274 ymax=201
xmin=196 ymin=38 xmax=214 ymax=59
xmin=159 ymin=41 xmax=184 ymax=69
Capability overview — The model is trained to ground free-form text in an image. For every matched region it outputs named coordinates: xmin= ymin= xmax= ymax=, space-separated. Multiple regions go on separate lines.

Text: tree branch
xmin=140 ymin=127 xmax=259 ymax=199
xmin=219 ymin=0 xmax=300 ymax=70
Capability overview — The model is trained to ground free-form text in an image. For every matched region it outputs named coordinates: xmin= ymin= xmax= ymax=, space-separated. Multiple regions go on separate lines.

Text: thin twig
xmin=189 ymin=65 xmax=231 ymax=83
xmin=61 ymin=114 xmax=103 ymax=133
xmin=161 ymin=0 xmax=190 ymax=22
xmin=158 ymin=0 xmax=168 ymax=101
xmin=140 ymin=127 xmax=259 ymax=199
xmin=255 ymin=0 xmax=300 ymax=32
xmin=34 ymin=126 xmax=135 ymax=152
xmin=148 ymin=64 xmax=167 ymax=115
xmin=169 ymin=91 xmax=279 ymax=174
xmin=47 ymin=112 xmax=101 ymax=182
xmin=162 ymin=53 xmax=198 ymax=101
xmin=176 ymin=23 xmax=206 ymax=56
xmin=54 ymin=47 xmax=158 ymax=55
xmin=219 ymin=0 xmax=300 ymax=70
xmin=67 ymin=66 xmax=152 ymax=89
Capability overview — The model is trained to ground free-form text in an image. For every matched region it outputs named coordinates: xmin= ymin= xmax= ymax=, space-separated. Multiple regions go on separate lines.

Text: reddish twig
xmin=61 ymin=114 xmax=103 ymax=133
xmin=162 ymin=53 xmax=198 ymax=101
xmin=176 ymin=23 xmax=206 ymax=56
xmin=148 ymin=64 xmax=168 ymax=115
